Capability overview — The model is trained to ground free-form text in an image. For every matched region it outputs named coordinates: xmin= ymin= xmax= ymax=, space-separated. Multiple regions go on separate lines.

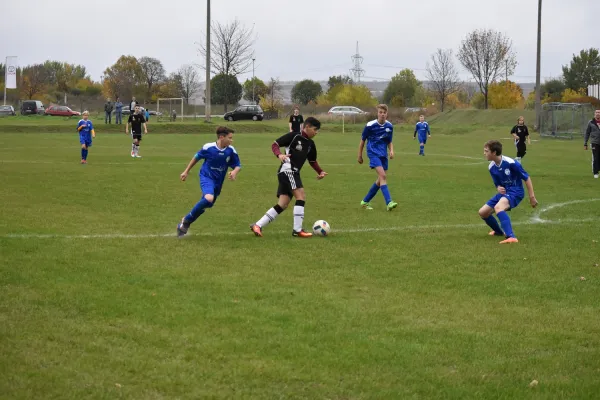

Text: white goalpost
xmin=157 ymin=98 xmax=184 ymax=121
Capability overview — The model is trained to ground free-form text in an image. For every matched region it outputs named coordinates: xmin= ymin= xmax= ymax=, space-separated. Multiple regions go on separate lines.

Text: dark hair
xmin=485 ymin=140 xmax=502 ymax=155
xmin=304 ymin=117 xmax=321 ymax=130
xmin=216 ymin=126 xmax=234 ymax=137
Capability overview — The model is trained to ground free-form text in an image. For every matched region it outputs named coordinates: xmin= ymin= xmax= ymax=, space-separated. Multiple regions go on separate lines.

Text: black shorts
xmin=516 ymin=142 xmax=526 ymax=157
xmin=277 ymin=171 xmax=303 ymax=198
xmin=132 ymin=132 xmax=142 ymax=141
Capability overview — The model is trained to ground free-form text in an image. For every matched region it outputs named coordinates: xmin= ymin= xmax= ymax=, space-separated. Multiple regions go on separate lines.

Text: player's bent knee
xmin=204 ymin=194 xmax=215 ymax=203
xmin=494 ymin=205 xmax=507 ymax=214
xmin=478 ymin=207 xmax=491 ymax=218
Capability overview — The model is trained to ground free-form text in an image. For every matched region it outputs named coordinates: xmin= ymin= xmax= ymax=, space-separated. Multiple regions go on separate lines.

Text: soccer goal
xmin=540 ymin=102 xmax=594 ymax=139
xmin=157 ymin=98 xmax=184 ymax=122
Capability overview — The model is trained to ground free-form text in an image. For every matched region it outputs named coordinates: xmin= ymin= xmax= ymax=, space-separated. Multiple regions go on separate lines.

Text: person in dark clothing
xmin=584 ymin=109 xmax=600 ymax=179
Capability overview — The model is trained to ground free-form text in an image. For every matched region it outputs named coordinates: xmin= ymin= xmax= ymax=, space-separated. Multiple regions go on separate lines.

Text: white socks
xmin=293 ymin=205 xmax=304 ymax=232
xmin=256 ymin=207 xmax=280 ymax=228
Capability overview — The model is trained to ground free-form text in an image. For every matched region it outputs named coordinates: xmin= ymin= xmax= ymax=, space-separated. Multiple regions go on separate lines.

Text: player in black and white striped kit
xmin=126 ymin=105 xmax=147 ymax=158
xmin=250 ymin=117 xmax=328 ymax=237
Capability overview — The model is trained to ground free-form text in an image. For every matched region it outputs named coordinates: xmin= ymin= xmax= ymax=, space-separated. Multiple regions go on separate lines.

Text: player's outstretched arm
xmin=125 ymin=121 xmax=129 ymax=134
xmin=228 ymin=166 xmax=241 ymax=181
xmin=180 ymin=157 xmax=199 ymax=181
xmin=357 ymin=139 xmax=365 ymax=164
xmin=524 ymin=177 xmax=538 ymax=207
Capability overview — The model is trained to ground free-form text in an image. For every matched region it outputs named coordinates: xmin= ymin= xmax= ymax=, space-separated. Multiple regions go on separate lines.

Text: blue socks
xmin=419 ymin=145 xmax=424 ymax=154
xmin=81 ymin=148 xmax=88 ymax=160
xmin=380 ymin=184 xmax=392 ymax=204
xmin=496 ymin=211 xmax=515 ymax=238
xmin=363 ymin=182 xmax=392 ymax=204
xmin=483 ymin=215 xmax=503 ymax=236
xmin=363 ymin=183 xmax=380 ymax=203
xmin=185 ymin=197 xmax=213 ymax=223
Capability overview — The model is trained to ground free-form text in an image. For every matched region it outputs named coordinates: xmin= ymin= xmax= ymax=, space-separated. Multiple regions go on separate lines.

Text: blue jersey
xmin=415 ymin=121 xmax=430 ymax=137
xmin=195 ymin=142 xmax=241 ymax=184
xmin=361 ymin=119 xmax=393 ymax=158
xmin=488 ymin=156 xmax=529 ymax=197
xmin=77 ymin=119 xmax=93 ymax=136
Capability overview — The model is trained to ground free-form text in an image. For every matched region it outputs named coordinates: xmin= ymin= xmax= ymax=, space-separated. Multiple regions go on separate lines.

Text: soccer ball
xmin=312 ymin=220 xmax=331 ymax=236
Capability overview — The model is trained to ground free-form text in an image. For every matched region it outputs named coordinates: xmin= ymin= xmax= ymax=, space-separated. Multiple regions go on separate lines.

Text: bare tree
xmin=425 ymin=49 xmax=460 ymax=112
xmin=177 ymin=64 xmax=201 ymax=103
xmin=260 ymin=78 xmax=284 ymax=116
xmin=462 ymin=81 xmax=478 ymax=102
xmin=138 ymin=57 xmax=166 ymax=100
xmin=457 ymin=29 xmax=517 ymax=109
xmin=198 ymin=19 xmax=255 ymax=112
xmin=198 ymin=19 xmax=255 ymax=76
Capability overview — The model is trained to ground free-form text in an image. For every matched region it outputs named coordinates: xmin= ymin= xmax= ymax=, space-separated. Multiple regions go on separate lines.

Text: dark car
xmin=45 ymin=105 xmax=81 ymax=117
xmin=115 ymin=106 xmax=163 ymax=117
xmin=223 ymin=105 xmax=263 ymax=121
xmin=21 ymin=100 xmax=45 ymax=115
xmin=0 ymin=105 xmax=16 ymax=116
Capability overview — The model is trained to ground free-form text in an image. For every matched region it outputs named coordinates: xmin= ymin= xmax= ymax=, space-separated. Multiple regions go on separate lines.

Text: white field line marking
xmin=2 ymin=199 xmax=599 ymax=240
xmin=1 ymin=152 xmax=485 ymax=167
xmin=530 ymin=198 xmax=600 ymax=223
xmin=0 ymin=159 xmax=486 ymax=168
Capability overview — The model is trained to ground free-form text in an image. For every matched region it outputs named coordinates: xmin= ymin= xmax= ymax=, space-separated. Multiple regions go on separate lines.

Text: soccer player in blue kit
xmin=76 ymin=111 xmax=95 ymax=164
xmin=176 ymin=126 xmax=241 ymax=237
xmin=413 ymin=114 xmax=431 ymax=156
xmin=478 ymin=140 xmax=538 ymax=244
xmin=357 ymin=104 xmax=398 ymax=211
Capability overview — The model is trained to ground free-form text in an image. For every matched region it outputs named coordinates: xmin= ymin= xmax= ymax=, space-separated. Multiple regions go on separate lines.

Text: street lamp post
xmin=205 ymin=0 xmax=211 ymax=123
xmin=534 ymin=0 xmax=542 ymax=130
xmin=252 ymin=58 xmax=256 ymax=104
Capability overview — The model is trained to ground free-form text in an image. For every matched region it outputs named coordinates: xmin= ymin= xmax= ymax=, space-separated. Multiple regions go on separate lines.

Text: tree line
xmin=1 ymin=22 xmax=599 ymax=113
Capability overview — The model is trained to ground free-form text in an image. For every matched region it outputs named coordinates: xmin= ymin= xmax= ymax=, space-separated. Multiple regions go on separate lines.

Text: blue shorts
xmin=418 ymin=134 xmax=427 ymax=144
xmin=200 ymin=177 xmax=222 ymax=202
xmin=369 ymin=155 xmax=388 ymax=170
xmin=486 ymin=193 xmax=523 ymax=210
xmin=79 ymin=134 xmax=92 ymax=146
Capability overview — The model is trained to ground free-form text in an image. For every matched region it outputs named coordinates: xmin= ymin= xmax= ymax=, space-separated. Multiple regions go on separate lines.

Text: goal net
xmin=540 ymin=102 xmax=593 ymax=139
xmin=157 ymin=98 xmax=184 ymax=122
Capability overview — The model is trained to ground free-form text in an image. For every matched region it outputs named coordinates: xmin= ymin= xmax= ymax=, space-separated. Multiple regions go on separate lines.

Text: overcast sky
xmin=2 ymin=0 xmax=599 ymax=84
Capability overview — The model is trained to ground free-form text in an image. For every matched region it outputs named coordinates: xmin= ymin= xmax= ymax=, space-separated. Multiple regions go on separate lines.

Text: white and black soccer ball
xmin=312 ymin=220 xmax=331 ymax=236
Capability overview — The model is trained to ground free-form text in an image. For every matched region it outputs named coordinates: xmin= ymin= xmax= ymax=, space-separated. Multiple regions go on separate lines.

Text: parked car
xmin=45 ymin=105 xmax=81 ymax=117
xmin=0 ymin=105 xmax=16 ymax=116
xmin=223 ymin=105 xmax=264 ymax=121
xmin=327 ymin=106 xmax=366 ymax=115
xmin=115 ymin=106 xmax=158 ymax=115
xmin=405 ymin=107 xmax=427 ymax=113
xmin=20 ymin=100 xmax=45 ymax=115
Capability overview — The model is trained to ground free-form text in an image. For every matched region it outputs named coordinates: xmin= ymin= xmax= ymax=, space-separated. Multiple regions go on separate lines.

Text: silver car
xmin=0 ymin=105 xmax=16 ymax=116
xmin=327 ymin=106 xmax=366 ymax=115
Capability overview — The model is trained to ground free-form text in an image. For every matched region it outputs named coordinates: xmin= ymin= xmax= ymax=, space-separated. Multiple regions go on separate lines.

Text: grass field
xmin=1 ymin=113 xmax=599 ymax=399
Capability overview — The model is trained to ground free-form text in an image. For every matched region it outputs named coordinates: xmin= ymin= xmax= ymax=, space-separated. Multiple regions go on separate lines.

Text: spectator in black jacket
xmin=584 ymin=109 xmax=600 ymax=178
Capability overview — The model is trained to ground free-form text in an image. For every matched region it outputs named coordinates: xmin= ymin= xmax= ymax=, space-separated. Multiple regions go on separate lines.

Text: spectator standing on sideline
xmin=289 ymin=106 xmax=304 ymax=133
xmin=584 ymin=109 xmax=600 ymax=179
xmin=129 ymin=97 xmax=138 ymax=115
xmin=104 ymin=98 xmax=113 ymax=124
xmin=114 ymin=97 xmax=123 ymax=124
